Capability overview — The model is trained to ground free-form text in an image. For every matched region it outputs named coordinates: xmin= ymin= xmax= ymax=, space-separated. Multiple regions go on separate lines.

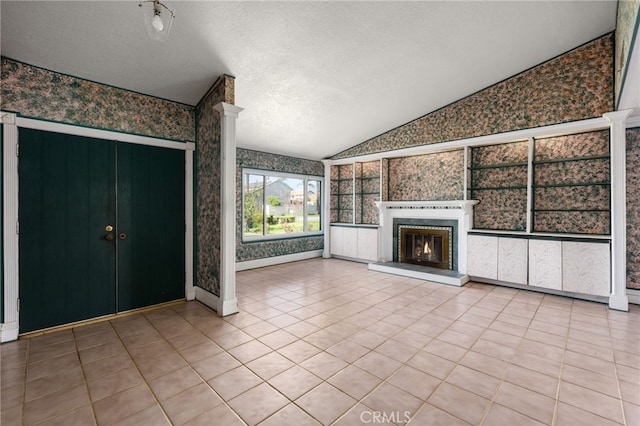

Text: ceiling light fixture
xmin=139 ymin=0 xmax=175 ymax=42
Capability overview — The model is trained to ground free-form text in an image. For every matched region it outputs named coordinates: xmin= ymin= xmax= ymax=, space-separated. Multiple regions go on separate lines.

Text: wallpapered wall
xmin=627 ymin=127 xmax=640 ymax=290
xmin=615 ymin=0 xmax=640 ymax=106
xmin=236 ymin=149 xmax=324 ymax=262
xmin=386 ymin=150 xmax=464 ymax=202
xmin=332 ymin=34 xmax=613 ymax=159
xmin=1 ymin=58 xmax=195 ymax=141
xmin=195 ymin=75 xmax=235 ymax=296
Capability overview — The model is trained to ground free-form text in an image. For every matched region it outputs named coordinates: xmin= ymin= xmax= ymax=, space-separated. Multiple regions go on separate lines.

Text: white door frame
xmin=0 ymin=112 xmax=195 ymax=342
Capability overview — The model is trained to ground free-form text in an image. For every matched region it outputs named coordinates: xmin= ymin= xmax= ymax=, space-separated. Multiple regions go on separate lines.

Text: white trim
xmin=1 ymin=111 xmax=195 ymax=341
xmin=463 ymin=147 xmax=468 ymax=201
xmin=322 ymin=160 xmax=332 ymax=258
xmin=15 ymin=116 xmax=193 ymax=151
xmin=627 ymin=288 xmax=640 ymax=305
xmin=195 ymin=286 xmax=220 ymax=312
xmin=526 ymin=137 xmax=534 ymax=234
xmin=213 ymin=102 xmax=243 ymax=317
xmin=604 ymin=110 xmax=633 ymax=311
xmin=236 ymin=250 xmax=324 ymax=271
xmin=185 ymin=149 xmax=195 ymax=301
xmin=240 ymin=168 xmax=324 ymax=243
xmin=1 ymin=113 xmax=19 ymax=343
xmin=627 ymin=115 xmax=640 ymax=129
xmin=331 ymin=116 xmax=609 ymax=165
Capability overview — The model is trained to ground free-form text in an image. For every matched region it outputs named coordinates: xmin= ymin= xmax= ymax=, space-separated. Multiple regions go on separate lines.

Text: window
xmin=242 ymin=169 xmax=322 ymax=240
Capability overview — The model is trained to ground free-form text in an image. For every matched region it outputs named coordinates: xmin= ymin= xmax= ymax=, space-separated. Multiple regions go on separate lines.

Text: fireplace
xmin=369 ymin=200 xmax=478 ymax=286
xmin=399 ymin=225 xmax=452 ymax=270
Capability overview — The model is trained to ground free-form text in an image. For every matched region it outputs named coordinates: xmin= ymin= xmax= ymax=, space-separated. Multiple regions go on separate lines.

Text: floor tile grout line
xmin=72 ymin=325 xmax=103 ymax=426
xmin=142 ymin=306 xmax=250 ymax=426
xmin=608 ymin=308 xmax=628 ymax=426
xmin=100 ymin=314 xmax=175 ymax=425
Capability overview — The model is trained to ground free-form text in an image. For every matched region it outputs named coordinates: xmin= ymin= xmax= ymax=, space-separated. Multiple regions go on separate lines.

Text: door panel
xmin=19 ymin=129 xmax=186 ymax=333
xmin=19 ymin=129 xmax=116 ymax=333
xmin=116 ymin=142 xmax=185 ymax=311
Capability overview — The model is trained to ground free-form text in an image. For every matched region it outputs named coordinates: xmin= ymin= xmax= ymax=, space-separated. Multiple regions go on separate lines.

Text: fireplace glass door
xmin=400 ymin=226 xmax=451 ymax=269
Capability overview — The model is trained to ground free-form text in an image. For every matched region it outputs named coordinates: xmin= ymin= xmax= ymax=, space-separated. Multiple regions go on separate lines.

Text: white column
xmin=185 ymin=143 xmax=196 ymax=301
xmin=604 ymin=110 xmax=632 ymax=311
xmin=1 ymin=112 xmax=19 ymax=342
xmin=213 ymin=103 xmax=243 ymax=316
xmin=322 ymin=160 xmax=332 ymax=258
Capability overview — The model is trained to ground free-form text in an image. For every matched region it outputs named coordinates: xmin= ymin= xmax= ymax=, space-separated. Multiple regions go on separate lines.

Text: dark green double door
xmin=19 ymin=128 xmax=185 ymax=333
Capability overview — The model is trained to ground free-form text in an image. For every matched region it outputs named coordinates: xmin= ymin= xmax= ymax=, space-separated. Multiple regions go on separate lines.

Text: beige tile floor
xmin=1 ymin=258 xmax=639 ymax=425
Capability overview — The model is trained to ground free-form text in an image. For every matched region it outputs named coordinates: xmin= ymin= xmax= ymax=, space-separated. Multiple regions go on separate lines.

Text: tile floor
xmin=1 ymin=258 xmax=639 ymax=425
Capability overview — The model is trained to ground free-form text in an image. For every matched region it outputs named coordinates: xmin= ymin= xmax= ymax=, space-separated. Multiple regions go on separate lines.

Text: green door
xmin=19 ymin=129 xmax=117 ymax=332
xmin=116 ymin=142 xmax=185 ymax=311
xmin=18 ymin=129 xmax=185 ymax=333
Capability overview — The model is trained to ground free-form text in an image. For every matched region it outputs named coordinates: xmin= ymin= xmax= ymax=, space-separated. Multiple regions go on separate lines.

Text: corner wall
xmin=615 ymin=0 xmax=640 ymax=107
xmin=195 ymin=76 xmax=235 ymax=297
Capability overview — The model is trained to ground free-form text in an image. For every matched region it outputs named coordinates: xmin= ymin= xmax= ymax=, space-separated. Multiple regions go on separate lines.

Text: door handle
xmin=119 ymin=232 xmax=127 ymax=240
xmin=104 ymin=225 xmax=114 ymax=240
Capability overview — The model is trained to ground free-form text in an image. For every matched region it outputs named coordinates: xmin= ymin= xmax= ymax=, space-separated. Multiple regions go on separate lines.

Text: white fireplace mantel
xmin=374 ymin=200 xmax=478 ymax=275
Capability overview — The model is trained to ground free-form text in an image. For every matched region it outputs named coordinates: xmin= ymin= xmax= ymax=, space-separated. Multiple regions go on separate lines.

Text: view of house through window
xmin=243 ymin=170 xmax=322 ymax=239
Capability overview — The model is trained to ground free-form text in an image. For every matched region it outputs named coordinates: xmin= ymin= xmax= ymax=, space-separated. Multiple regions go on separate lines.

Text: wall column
xmin=1 ymin=112 xmax=19 ymax=342
xmin=604 ymin=110 xmax=632 ymax=311
xmin=214 ymin=102 xmax=243 ymax=316
xmin=322 ymin=160 xmax=332 ymax=258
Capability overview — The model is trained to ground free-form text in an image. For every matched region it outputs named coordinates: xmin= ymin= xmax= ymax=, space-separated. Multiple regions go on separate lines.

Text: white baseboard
xmin=627 ymin=288 xmax=640 ymax=305
xmin=236 ymin=250 xmax=323 ymax=271
xmin=195 ymin=286 xmax=220 ymax=313
xmin=0 ymin=321 xmax=19 ymax=342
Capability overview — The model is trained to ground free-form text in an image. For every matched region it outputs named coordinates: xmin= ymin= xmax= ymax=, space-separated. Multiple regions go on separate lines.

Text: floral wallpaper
xmin=196 ymin=75 xmax=235 ymax=296
xmin=1 ymin=58 xmax=195 ymax=141
xmin=236 ymin=148 xmax=324 ymax=262
xmin=615 ymin=0 xmax=640 ymax=106
xmin=627 ymin=127 xmax=640 ymax=289
xmin=387 ymin=150 xmax=464 ymax=201
xmin=332 ymin=34 xmax=613 ymax=159
xmin=534 ymin=130 xmax=609 ymax=160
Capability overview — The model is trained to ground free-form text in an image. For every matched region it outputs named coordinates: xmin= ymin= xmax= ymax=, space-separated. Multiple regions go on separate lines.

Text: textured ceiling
xmin=1 ymin=1 xmax=617 ymax=159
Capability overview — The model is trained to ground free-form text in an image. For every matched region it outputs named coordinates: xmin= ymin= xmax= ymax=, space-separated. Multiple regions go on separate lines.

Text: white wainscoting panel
xmin=498 ymin=237 xmax=528 ymax=285
xmin=467 ymin=235 xmax=498 ymax=280
xmin=330 ymin=226 xmax=344 ymax=257
xmin=562 ymin=241 xmax=610 ymax=297
xmin=529 ymin=239 xmax=562 ymax=290
xmin=357 ymin=228 xmax=379 ymax=261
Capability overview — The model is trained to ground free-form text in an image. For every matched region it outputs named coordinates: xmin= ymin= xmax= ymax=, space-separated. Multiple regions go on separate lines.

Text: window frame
xmin=241 ymin=168 xmax=323 ymax=242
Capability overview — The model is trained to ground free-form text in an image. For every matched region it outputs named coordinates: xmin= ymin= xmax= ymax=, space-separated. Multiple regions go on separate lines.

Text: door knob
xmin=105 ymin=233 xmax=114 ymax=241
xmin=105 ymin=225 xmax=113 ymax=232
xmin=119 ymin=232 xmax=127 ymax=240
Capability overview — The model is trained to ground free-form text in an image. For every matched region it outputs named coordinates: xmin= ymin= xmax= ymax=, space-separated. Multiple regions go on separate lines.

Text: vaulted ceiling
xmin=1 ymin=1 xmax=617 ymax=159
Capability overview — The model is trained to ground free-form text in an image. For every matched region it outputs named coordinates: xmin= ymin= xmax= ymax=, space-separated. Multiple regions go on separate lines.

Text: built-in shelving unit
xmin=532 ymin=130 xmax=610 ymax=235
xmin=330 ymin=164 xmax=354 ymax=224
xmin=468 ymin=141 xmax=529 ymax=231
xmin=330 ymin=160 xmax=380 ymax=225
